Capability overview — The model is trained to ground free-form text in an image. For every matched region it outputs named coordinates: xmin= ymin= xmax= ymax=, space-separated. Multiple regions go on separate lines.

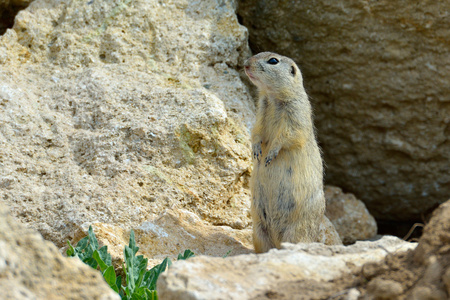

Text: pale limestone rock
xmin=0 ymin=202 xmax=120 ymax=300
xmin=157 ymin=236 xmax=416 ymax=299
xmin=325 ymin=186 xmax=377 ymax=244
xmin=134 ymin=209 xmax=253 ymax=261
xmin=70 ymin=209 xmax=253 ymax=268
xmin=238 ymin=0 xmax=450 ymax=220
xmin=71 ymin=209 xmax=340 ymax=269
xmin=319 ymin=215 xmax=343 ymax=245
xmin=0 ymin=0 xmax=254 ymax=248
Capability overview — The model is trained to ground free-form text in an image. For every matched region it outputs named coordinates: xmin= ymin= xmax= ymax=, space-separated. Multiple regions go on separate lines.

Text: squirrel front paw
xmin=265 ymin=149 xmax=279 ymax=166
xmin=252 ymin=141 xmax=262 ymax=162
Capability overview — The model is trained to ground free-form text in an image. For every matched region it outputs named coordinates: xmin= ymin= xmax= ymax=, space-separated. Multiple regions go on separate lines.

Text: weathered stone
xmin=155 ymin=200 xmax=449 ymax=300
xmin=360 ymin=200 xmax=450 ymax=299
xmin=237 ymin=0 xmax=450 ymax=221
xmin=319 ymin=215 xmax=343 ymax=245
xmin=157 ymin=236 xmax=416 ymax=299
xmin=71 ymin=209 xmax=342 ymax=268
xmin=366 ymin=278 xmax=404 ymax=299
xmin=409 ymin=286 xmax=447 ymax=300
xmin=362 ymin=261 xmax=389 ymax=281
xmin=325 ymin=186 xmax=377 ymax=244
xmin=443 ymin=267 xmax=450 ymax=297
xmin=414 ymin=200 xmax=450 ymax=264
xmin=0 ymin=202 xmax=120 ymax=300
xmin=70 ymin=209 xmax=253 ymax=268
xmin=1 ymin=0 xmax=254 ymax=248
xmin=135 ymin=209 xmax=253 ymax=260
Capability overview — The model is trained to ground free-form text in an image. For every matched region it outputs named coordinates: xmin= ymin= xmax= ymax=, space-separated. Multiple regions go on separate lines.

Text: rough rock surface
xmin=319 ymin=215 xmax=343 ymax=245
xmin=69 ymin=196 xmax=377 ymax=271
xmin=70 ymin=204 xmax=359 ymax=269
xmin=0 ymin=0 xmax=376 ymax=258
xmin=157 ymin=235 xmax=417 ymax=299
xmin=238 ymin=0 xmax=450 ymax=220
xmin=1 ymin=0 xmax=254 ymax=248
xmin=158 ymin=200 xmax=450 ymax=300
xmin=69 ymin=209 xmax=253 ymax=268
xmin=360 ymin=199 xmax=450 ymax=299
xmin=325 ymin=186 xmax=377 ymax=244
xmin=1 ymin=0 xmax=442 ymax=298
xmin=0 ymin=201 xmax=120 ymax=300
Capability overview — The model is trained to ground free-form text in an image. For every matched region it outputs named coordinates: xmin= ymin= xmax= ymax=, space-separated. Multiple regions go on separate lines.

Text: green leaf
xmin=177 ymin=249 xmax=195 ymax=260
xmin=124 ymin=229 xmax=150 ymax=297
xmin=103 ymin=266 xmax=119 ymax=293
xmin=128 ymin=230 xmax=139 ymax=256
xmin=124 ymin=246 xmax=136 ymax=292
xmin=93 ymin=250 xmax=108 ymax=272
xmin=148 ymin=257 xmax=171 ymax=290
xmin=125 ymin=286 xmax=132 ymax=300
xmin=88 ymin=225 xmax=99 ymax=250
xmin=84 ymin=257 xmax=98 ymax=269
xmin=145 ymin=289 xmax=158 ymax=300
xmin=116 ymin=275 xmax=123 ymax=294
xmin=98 ymin=245 xmax=112 ymax=266
xmin=84 ymin=226 xmax=99 ymax=259
xmin=68 ymin=227 xmax=197 ymax=300
xmin=66 ymin=241 xmax=75 ymax=257
xmin=76 ymin=236 xmax=89 ymax=252
xmin=132 ymin=286 xmax=147 ymax=298
xmin=134 ymin=266 xmax=147 ymax=289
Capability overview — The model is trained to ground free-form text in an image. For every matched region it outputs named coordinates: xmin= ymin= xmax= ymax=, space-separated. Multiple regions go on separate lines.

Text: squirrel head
xmin=244 ymin=52 xmax=304 ymax=98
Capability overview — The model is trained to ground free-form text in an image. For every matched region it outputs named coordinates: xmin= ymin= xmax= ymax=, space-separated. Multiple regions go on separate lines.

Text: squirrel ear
xmin=290 ymin=66 xmax=296 ymax=76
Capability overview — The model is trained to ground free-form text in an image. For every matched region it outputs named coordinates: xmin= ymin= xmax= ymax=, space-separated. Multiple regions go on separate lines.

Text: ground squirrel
xmin=245 ymin=52 xmax=327 ymax=253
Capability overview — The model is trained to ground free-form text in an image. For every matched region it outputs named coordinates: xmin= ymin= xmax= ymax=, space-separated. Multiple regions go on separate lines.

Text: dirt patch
xmin=359 ymin=200 xmax=450 ymax=299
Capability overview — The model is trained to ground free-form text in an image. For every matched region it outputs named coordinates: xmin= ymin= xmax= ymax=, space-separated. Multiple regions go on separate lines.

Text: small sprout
xmin=67 ymin=226 xmax=194 ymax=300
xmin=223 ymin=250 xmax=232 ymax=258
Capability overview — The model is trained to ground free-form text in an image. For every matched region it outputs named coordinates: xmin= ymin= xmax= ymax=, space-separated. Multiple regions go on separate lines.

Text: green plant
xmin=223 ymin=250 xmax=232 ymax=258
xmin=67 ymin=226 xmax=194 ymax=299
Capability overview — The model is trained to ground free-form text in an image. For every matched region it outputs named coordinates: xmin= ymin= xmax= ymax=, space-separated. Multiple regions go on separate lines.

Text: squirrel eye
xmin=291 ymin=66 xmax=296 ymax=76
xmin=267 ymin=58 xmax=279 ymax=65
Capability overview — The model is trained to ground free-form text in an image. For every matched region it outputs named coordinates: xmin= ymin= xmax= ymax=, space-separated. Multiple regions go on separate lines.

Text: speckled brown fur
xmin=245 ymin=52 xmax=326 ymax=253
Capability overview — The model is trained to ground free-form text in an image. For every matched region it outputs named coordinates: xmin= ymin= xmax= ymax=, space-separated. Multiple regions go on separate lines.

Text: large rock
xmin=361 ymin=199 xmax=450 ymax=299
xmin=237 ymin=0 xmax=450 ymax=221
xmin=0 ymin=201 xmax=120 ymax=299
xmin=157 ymin=236 xmax=416 ymax=299
xmin=325 ymin=186 xmax=377 ymax=244
xmin=0 ymin=0 xmax=254 ymax=247
xmin=157 ymin=200 xmax=450 ymax=299
xmin=69 ymin=209 xmax=253 ymax=268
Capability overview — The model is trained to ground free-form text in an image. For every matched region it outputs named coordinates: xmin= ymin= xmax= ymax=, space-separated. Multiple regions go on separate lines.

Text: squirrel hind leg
xmin=281 ymin=221 xmax=317 ymax=244
xmin=253 ymin=222 xmax=276 ymax=253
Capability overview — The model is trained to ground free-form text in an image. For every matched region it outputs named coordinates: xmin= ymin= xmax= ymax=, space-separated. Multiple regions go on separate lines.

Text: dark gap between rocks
xmin=377 ymin=219 xmax=424 ymax=242
xmin=0 ymin=2 xmax=31 ymax=35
